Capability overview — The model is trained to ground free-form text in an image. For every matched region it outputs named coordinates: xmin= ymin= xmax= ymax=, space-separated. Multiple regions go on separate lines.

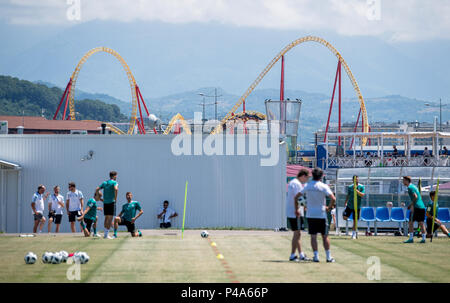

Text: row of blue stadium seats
xmin=346 ymin=207 xmax=450 ymax=223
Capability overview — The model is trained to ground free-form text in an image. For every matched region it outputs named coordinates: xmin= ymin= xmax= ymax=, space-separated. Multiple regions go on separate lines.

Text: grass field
xmin=1 ymin=230 xmax=449 ymax=283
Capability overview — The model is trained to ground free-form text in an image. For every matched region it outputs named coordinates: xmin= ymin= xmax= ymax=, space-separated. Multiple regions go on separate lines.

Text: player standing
xmin=426 ymin=191 xmax=450 ymax=238
xmin=286 ymin=168 xmax=311 ymax=262
xmin=343 ymin=175 xmax=365 ymax=239
xmin=47 ymin=185 xmax=64 ymax=233
xmin=31 ymin=185 xmax=48 ymax=233
xmin=77 ymin=192 xmax=103 ymax=237
xmin=113 ymin=192 xmax=143 ymax=237
xmin=403 ymin=176 xmax=427 ymax=243
xmin=66 ymin=182 xmax=84 ymax=233
xmin=298 ymin=168 xmax=336 ymax=263
xmin=96 ymin=171 xmax=118 ymax=239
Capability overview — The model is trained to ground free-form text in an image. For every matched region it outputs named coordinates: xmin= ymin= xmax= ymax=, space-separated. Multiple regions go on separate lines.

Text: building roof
xmin=0 ymin=159 xmax=21 ymax=170
xmin=0 ymin=116 xmax=102 ymax=131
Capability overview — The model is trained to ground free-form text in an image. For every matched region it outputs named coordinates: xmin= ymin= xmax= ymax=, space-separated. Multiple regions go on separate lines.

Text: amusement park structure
xmin=54 ymin=36 xmax=370 ymax=142
xmin=53 ymin=47 xmax=156 ymax=135
xmin=209 ymin=35 xmax=370 ymax=145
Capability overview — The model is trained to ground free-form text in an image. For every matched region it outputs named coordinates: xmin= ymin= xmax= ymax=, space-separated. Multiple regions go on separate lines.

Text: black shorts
xmin=49 ymin=213 xmax=63 ymax=224
xmin=104 ymin=203 xmax=116 ymax=216
xmin=119 ymin=217 xmax=136 ymax=233
xmin=410 ymin=208 xmax=426 ymax=222
xmin=288 ymin=217 xmax=300 ymax=231
xmin=68 ymin=211 xmax=81 ymax=222
xmin=343 ymin=206 xmax=361 ymax=220
xmin=83 ymin=218 xmax=94 ymax=232
xmin=426 ymin=218 xmax=441 ymax=234
xmin=34 ymin=213 xmax=43 ymax=221
xmin=160 ymin=222 xmax=171 ymax=228
xmin=307 ymin=218 xmax=328 ymax=235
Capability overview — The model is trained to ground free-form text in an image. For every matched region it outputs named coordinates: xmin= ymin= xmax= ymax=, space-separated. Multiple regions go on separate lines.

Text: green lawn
xmin=0 ymin=230 xmax=448 ymax=283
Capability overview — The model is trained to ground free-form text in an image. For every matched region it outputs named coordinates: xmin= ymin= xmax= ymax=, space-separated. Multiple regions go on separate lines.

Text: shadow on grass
xmin=262 ymin=260 xmax=313 ymax=263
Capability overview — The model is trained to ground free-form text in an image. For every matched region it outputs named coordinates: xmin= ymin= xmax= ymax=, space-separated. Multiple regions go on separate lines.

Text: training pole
xmin=182 ymin=181 xmax=188 ymax=239
xmin=353 ymin=176 xmax=358 ymax=235
xmin=431 ymin=178 xmax=439 ymax=243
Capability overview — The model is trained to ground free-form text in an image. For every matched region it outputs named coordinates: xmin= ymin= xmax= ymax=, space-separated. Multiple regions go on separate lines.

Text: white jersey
xmin=48 ymin=194 xmax=64 ymax=215
xmin=300 ymin=180 xmax=333 ymax=219
xmin=66 ymin=189 xmax=84 ymax=211
xmin=286 ymin=178 xmax=304 ymax=218
xmin=158 ymin=207 xmax=176 ymax=223
xmin=31 ymin=192 xmax=45 ymax=214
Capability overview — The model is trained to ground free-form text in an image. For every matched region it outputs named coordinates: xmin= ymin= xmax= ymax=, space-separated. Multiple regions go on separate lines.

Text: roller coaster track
xmin=210 ymin=36 xmax=369 ymax=144
xmin=163 ymin=113 xmax=192 ymax=135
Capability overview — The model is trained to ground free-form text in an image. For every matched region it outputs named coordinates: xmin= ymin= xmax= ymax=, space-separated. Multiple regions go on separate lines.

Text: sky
xmin=1 ymin=0 xmax=449 ymax=42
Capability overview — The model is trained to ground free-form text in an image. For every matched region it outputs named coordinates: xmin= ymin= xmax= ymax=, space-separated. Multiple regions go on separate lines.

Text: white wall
xmin=0 ymin=135 xmax=286 ymax=233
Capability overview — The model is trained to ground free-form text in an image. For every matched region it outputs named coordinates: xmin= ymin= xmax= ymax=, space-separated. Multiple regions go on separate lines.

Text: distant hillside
xmin=0 ymin=75 xmax=128 ymax=122
xmin=35 ymin=80 xmax=131 ymax=116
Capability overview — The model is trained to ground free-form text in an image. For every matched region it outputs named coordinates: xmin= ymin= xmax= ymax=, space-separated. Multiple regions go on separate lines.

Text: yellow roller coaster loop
xmin=210 ymin=36 xmax=369 ymax=144
xmin=163 ymin=113 xmax=192 ymax=135
xmin=67 ymin=47 xmax=138 ymax=135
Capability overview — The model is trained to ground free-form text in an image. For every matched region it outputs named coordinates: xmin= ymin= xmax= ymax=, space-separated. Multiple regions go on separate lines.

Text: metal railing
xmin=328 ymin=156 xmax=449 ymax=168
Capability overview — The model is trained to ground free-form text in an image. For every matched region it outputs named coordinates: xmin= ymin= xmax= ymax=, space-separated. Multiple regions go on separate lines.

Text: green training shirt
xmin=407 ymin=184 xmax=425 ymax=209
xmin=347 ymin=184 xmax=365 ymax=210
xmin=99 ymin=180 xmax=118 ymax=204
xmin=121 ymin=201 xmax=142 ymax=222
xmin=85 ymin=198 xmax=98 ymax=221
xmin=426 ymin=201 xmax=439 ymax=219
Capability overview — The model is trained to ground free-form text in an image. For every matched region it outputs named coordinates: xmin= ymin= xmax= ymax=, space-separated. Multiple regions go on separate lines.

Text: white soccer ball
xmin=78 ymin=252 xmax=90 ymax=264
xmin=42 ymin=252 xmax=53 ymax=264
xmin=51 ymin=253 xmax=62 ymax=264
xmin=59 ymin=251 xmax=69 ymax=263
xmin=201 ymin=230 xmax=209 ymax=238
xmin=24 ymin=252 xmax=37 ymax=264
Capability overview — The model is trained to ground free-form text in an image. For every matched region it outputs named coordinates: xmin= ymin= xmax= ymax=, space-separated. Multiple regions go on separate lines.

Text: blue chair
xmin=360 ymin=207 xmax=375 ymax=234
xmin=375 ymin=207 xmax=390 ymax=235
xmin=437 ymin=208 xmax=450 ymax=223
xmin=376 ymin=207 xmax=390 ymax=222
xmin=391 ymin=207 xmax=406 ymax=234
xmin=405 ymin=209 xmax=411 ymax=222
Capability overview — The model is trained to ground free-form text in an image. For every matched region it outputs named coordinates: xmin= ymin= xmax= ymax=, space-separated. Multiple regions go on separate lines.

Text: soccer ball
xmin=51 ymin=253 xmax=62 ymax=264
xmin=24 ymin=252 xmax=37 ymax=264
xmin=59 ymin=251 xmax=69 ymax=263
xmin=78 ymin=252 xmax=90 ymax=264
xmin=42 ymin=252 xmax=53 ymax=264
xmin=201 ymin=230 xmax=209 ymax=238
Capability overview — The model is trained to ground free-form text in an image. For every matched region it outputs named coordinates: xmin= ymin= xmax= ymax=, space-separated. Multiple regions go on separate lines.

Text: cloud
xmin=1 ymin=0 xmax=449 ymax=42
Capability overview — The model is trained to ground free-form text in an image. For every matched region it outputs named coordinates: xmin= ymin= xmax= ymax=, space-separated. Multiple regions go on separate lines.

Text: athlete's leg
xmin=55 ymin=224 xmax=60 ymax=233
xmin=39 ymin=217 xmax=46 ymax=232
xmin=47 ymin=217 xmax=53 ymax=233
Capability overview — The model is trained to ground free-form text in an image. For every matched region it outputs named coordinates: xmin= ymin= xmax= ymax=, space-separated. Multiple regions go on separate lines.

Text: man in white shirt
xmin=66 ymin=182 xmax=84 ymax=233
xmin=298 ymin=168 xmax=336 ymax=263
xmin=47 ymin=185 xmax=64 ymax=233
xmin=286 ymin=168 xmax=311 ymax=262
xmin=31 ymin=184 xmax=49 ymax=233
xmin=157 ymin=201 xmax=178 ymax=228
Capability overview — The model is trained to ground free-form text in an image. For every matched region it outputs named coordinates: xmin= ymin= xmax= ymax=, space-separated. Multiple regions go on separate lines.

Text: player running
xmin=343 ymin=175 xmax=365 ymax=239
xmin=31 ymin=185 xmax=49 ymax=233
xmin=113 ymin=192 xmax=143 ymax=238
xmin=66 ymin=182 xmax=84 ymax=233
xmin=426 ymin=191 xmax=450 ymax=238
xmin=287 ymin=168 xmax=311 ymax=262
xmin=77 ymin=192 xmax=103 ymax=237
xmin=47 ymin=186 xmax=64 ymax=233
xmin=403 ymin=176 xmax=427 ymax=243
xmin=96 ymin=171 xmax=118 ymax=239
xmin=298 ymin=168 xmax=336 ymax=263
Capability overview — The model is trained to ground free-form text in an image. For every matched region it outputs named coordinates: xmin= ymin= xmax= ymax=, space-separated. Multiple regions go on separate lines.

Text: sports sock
xmin=422 ymin=233 xmax=426 ymax=240
xmin=409 ymin=232 xmax=414 ymax=240
xmin=80 ymin=221 xmax=85 ymax=229
xmin=313 ymin=251 xmax=319 ymax=259
xmin=325 ymin=250 xmax=331 ymax=260
xmin=290 ymin=253 xmax=296 ymax=259
xmin=104 ymin=230 xmax=109 ymax=237
xmin=138 ymin=230 xmax=142 ymax=237
xmin=447 ymin=233 xmax=450 ymax=238
xmin=352 ymin=231 xmax=356 ymax=237
xmin=93 ymin=226 xmax=97 ymax=234
xmin=300 ymin=252 xmax=306 ymax=258
xmin=114 ymin=228 xmax=117 ymax=236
